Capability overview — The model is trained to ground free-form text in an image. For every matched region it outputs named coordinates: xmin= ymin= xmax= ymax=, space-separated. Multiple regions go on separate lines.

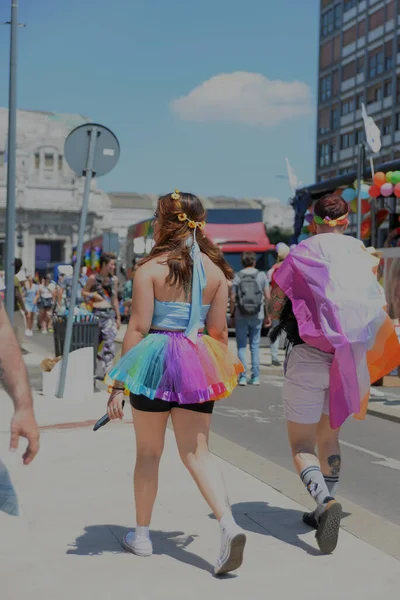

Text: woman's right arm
xmin=206 ymin=277 xmax=229 ymax=346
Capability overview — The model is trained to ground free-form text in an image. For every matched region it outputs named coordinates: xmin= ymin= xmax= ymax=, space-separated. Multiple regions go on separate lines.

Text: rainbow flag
xmin=275 ymin=234 xmax=400 ymax=428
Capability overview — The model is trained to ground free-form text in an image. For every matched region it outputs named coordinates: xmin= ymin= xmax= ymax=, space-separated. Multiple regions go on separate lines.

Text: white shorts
xmin=282 ymin=344 xmax=333 ymax=424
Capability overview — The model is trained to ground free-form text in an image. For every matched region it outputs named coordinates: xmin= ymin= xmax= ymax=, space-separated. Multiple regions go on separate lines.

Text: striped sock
xmin=324 ymin=475 xmax=339 ymax=498
xmin=300 ymin=466 xmax=332 ymax=507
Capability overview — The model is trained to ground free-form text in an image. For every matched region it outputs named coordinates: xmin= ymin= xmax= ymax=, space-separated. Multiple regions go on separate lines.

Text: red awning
xmin=205 ymin=222 xmax=274 ymax=253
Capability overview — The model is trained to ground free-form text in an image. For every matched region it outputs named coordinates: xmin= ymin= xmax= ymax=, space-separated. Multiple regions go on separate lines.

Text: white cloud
xmin=171 ymin=72 xmax=312 ymax=127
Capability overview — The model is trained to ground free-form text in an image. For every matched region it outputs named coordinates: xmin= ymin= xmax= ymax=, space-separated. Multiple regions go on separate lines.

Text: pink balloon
xmin=380 ymin=183 xmax=394 ymax=197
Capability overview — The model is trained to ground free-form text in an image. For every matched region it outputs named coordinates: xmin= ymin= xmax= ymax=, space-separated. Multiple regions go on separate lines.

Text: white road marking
xmin=341 ymin=440 xmax=400 ymax=471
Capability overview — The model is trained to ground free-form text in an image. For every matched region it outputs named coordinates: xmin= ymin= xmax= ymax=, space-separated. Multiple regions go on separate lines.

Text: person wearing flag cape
xmin=269 ymin=193 xmax=400 ymax=554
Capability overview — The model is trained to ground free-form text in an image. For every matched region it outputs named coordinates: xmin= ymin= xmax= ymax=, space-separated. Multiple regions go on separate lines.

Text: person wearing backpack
xmin=230 ymin=252 xmax=270 ymax=385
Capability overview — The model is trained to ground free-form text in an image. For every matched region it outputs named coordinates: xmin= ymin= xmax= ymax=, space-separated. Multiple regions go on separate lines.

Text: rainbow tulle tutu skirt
xmin=106 ymin=330 xmax=244 ymax=404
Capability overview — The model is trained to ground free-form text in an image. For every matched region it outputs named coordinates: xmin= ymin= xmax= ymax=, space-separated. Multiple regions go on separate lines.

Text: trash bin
xmin=52 ymin=314 xmax=100 ymax=373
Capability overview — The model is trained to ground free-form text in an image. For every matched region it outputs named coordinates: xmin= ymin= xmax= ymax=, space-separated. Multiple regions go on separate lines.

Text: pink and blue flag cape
xmin=274 ymin=234 xmax=400 ymax=428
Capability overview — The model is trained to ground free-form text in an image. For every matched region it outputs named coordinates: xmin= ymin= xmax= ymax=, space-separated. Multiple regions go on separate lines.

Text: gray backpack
xmin=236 ymin=271 xmax=263 ymax=316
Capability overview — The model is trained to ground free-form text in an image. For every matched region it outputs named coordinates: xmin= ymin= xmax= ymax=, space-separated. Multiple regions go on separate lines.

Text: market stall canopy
xmin=205 ymin=222 xmax=274 ymax=253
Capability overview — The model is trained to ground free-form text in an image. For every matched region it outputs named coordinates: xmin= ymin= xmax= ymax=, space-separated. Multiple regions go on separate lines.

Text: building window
xmin=44 ymin=153 xmax=54 ymax=168
xmin=356 ymin=93 xmax=363 ymax=109
xmin=0 ymin=151 xmax=4 ymax=167
xmin=356 ymin=55 xmax=364 ymax=75
xmin=367 ymin=83 xmax=382 ymax=104
xmin=355 ymin=129 xmax=365 ymax=144
xmin=384 ymin=79 xmax=392 ymax=98
xmin=342 ymin=97 xmax=355 ymax=115
xmin=343 ymin=25 xmax=356 ymax=47
xmin=319 ymin=142 xmax=331 ymax=167
xmin=341 ymin=132 xmax=355 ymax=150
xmin=368 ymin=47 xmax=384 ymax=79
xmin=34 ymin=153 xmax=40 ymax=169
xmin=320 ymin=75 xmax=332 ymax=102
xmin=320 ymin=40 xmax=333 ymax=69
xmin=344 ymin=0 xmax=357 ymax=12
xmin=319 ymin=108 xmax=330 ymax=135
xmin=358 ymin=19 xmax=366 ymax=38
xmin=331 ymin=105 xmax=339 ymax=130
xmin=385 ymin=41 xmax=393 ymax=71
xmin=396 ymin=114 xmax=400 ymax=131
xmin=342 ymin=60 xmax=356 ymax=82
xmin=387 ymin=1 xmax=395 ymax=20
xmin=58 ymin=155 xmax=63 ymax=170
xmin=369 ymin=7 xmax=385 ymax=31
xmin=383 ymin=117 xmax=392 ymax=136
xmin=321 ymin=4 xmax=341 ymax=37
xmin=334 ymin=4 xmax=341 ymax=29
xmin=339 ymin=167 xmax=353 ymax=175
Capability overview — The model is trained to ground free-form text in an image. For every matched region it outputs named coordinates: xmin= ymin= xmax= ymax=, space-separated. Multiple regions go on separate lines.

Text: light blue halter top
xmin=151 ymin=235 xmax=209 ymax=344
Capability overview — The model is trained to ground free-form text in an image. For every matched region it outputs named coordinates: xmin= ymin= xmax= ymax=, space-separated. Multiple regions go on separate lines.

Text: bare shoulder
xmin=202 ymin=254 xmax=226 ymax=283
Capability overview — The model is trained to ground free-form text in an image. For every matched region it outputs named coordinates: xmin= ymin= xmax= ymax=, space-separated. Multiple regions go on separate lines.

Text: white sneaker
xmin=214 ymin=525 xmax=246 ymax=576
xmin=123 ymin=531 xmax=153 ymax=557
xmin=369 ymin=387 xmax=386 ymax=399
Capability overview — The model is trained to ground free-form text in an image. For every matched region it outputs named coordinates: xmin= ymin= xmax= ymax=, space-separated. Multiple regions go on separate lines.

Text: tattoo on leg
xmin=327 ymin=454 xmax=341 ymax=477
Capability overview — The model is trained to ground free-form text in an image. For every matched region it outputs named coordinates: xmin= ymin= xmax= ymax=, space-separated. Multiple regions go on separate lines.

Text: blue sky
xmin=0 ymin=0 xmax=319 ymax=201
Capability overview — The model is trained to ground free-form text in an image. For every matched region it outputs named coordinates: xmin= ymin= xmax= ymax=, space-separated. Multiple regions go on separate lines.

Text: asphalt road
xmin=25 ymin=331 xmax=400 ymax=527
xmin=213 ymin=376 xmax=400 ymax=527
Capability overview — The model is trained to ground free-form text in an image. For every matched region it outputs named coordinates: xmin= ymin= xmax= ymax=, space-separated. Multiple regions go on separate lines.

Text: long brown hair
xmin=140 ymin=192 xmax=234 ymax=286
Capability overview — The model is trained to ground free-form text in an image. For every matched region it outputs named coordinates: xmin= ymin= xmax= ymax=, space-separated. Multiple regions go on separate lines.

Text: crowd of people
xmin=2 ymin=190 xmax=399 ymax=578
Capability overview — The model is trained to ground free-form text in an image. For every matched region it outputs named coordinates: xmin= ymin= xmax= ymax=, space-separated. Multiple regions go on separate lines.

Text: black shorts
xmin=130 ymin=394 xmax=214 ymax=414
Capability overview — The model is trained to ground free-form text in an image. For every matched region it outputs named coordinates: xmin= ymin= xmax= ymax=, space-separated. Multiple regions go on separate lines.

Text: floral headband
xmin=171 ymin=189 xmax=206 ymax=230
xmin=314 ymin=213 xmax=349 ymax=228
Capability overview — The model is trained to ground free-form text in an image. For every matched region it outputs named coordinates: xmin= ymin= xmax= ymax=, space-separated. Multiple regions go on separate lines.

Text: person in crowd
xmin=267 ymin=243 xmax=290 ymax=367
xmin=13 ymin=259 xmax=28 ymax=347
xmin=0 ymin=294 xmax=39 ymax=464
xmin=268 ymin=194 xmax=400 ymax=555
xmin=36 ymin=275 xmax=56 ymax=334
xmin=230 ymin=251 xmax=270 ymax=386
xmin=23 ymin=275 xmax=38 ymax=337
xmin=82 ymin=253 xmax=121 ymax=377
xmin=105 ymin=191 xmax=245 ymax=575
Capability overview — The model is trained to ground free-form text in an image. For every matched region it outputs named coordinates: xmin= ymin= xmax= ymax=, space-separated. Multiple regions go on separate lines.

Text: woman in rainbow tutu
xmin=106 ymin=191 xmax=246 ymax=575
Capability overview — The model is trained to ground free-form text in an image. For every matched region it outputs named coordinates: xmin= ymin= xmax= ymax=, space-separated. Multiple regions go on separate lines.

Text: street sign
xmin=64 ymin=123 xmax=120 ymax=177
xmin=56 ymin=124 xmax=120 ymax=398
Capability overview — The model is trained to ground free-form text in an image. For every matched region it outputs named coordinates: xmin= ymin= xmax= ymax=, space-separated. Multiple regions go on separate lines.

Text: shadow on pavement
xmin=67 ymin=525 xmax=221 ymax=574
xmin=210 ymin=501 xmax=322 ymax=556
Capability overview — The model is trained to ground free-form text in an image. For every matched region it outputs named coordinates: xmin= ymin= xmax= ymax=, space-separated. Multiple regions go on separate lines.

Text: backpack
xmin=236 ymin=271 xmax=263 ymax=316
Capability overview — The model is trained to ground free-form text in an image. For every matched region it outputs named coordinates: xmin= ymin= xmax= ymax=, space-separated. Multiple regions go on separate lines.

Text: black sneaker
xmin=271 ymin=360 xmax=281 ymax=367
xmin=302 ymin=511 xmax=319 ymax=530
xmin=315 ymin=500 xmax=342 ymax=554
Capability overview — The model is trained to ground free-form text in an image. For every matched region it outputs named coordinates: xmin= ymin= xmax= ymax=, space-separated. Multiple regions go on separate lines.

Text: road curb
xmin=367 ymin=407 xmax=400 ymax=424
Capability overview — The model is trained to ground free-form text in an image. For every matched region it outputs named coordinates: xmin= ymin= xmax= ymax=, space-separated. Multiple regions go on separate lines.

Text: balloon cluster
xmin=369 ymin=171 xmax=400 ymax=198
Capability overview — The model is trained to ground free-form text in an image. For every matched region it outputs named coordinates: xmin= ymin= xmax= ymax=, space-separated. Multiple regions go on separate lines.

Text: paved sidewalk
xmin=0 ymin=389 xmax=399 ymax=599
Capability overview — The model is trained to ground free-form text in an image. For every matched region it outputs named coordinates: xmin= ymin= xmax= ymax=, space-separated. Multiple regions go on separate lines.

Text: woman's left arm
xmin=121 ymin=266 xmax=154 ymax=356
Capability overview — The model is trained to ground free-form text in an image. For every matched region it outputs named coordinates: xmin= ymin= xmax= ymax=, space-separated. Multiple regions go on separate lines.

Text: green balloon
xmin=393 ymin=171 xmax=400 ymax=184
xmin=386 ymin=171 xmax=393 ymax=184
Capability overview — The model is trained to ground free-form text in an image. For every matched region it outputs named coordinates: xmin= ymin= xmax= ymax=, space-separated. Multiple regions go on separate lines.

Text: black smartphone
xmin=93 ymin=400 xmax=125 ymax=431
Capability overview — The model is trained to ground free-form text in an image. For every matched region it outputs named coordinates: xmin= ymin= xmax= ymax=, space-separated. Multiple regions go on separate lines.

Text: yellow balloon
xmin=350 ymin=198 xmax=358 ymax=213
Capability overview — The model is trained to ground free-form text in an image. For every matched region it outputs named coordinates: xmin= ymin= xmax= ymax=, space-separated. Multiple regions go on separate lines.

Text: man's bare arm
xmin=0 ymin=297 xmax=39 ymax=464
xmin=268 ymin=283 xmax=287 ymax=321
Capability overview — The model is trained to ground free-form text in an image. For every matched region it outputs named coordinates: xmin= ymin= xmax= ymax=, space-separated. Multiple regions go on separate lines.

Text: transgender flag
xmin=275 ymin=234 xmax=400 ymax=428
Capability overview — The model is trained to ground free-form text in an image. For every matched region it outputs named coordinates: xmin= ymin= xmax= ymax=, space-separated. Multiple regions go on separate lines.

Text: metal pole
xmin=356 ymin=143 xmax=365 ymax=240
xmin=56 ymin=127 xmax=98 ymax=398
xmin=5 ymin=0 xmax=19 ymax=322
